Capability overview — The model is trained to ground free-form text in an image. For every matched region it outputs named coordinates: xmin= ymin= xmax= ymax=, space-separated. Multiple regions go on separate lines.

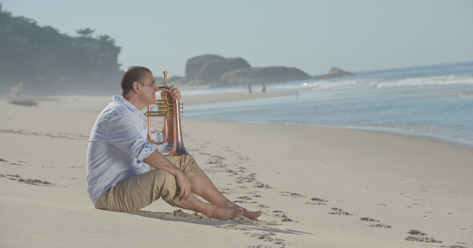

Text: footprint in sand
xmin=328 ymin=207 xmax=351 ymax=216
xmin=0 ymin=173 xmax=53 ymax=186
xmin=245 ymin=231 xmax=286 ymax=246
xmin=306 ymin=197 xmax=328 ymax=205
xmin=404 ymin=229 xmax=442 ymax=243
xmin=253 ymin=182 xmax=272 ymax=189
xmin=272 ymin=210 xmax=296 ymax=222
xmin=216 ymin=224 xmax=252 ymax=231
xmin=235 ymin=195 xmax=252 ymax=204
xmin=279 ymin=191 xmax=305 ymax=198
xmin=448 ymin=242 xmax=467 ymax=248
xmin=238 ymin=196 xmax=252 ymax=201
xmin=360 ymin=217 xmax=392 ymax=228
xmin=236 ymin=174 xmax=257 ymax=184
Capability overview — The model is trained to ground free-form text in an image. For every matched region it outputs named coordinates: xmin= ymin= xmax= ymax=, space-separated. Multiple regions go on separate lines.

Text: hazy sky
xmin=2 ymin=0 xmax=473 ymax=76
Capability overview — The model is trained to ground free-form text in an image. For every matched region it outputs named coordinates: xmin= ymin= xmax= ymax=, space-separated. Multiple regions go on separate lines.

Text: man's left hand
xmin=168 ymin=85 xmax=181 ymax=101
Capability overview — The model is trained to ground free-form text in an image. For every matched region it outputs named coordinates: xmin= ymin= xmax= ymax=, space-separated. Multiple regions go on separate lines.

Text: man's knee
xmin=147 ymin=169 xmax=180 ymax=206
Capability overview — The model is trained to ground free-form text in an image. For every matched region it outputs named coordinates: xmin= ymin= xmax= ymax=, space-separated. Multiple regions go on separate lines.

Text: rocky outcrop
xmin=221 ymin=67 xmax=311 ymax=85
xmin=185 ymin=54 xmax=224 ymax=79
xmin=315 ymin=67 xmax=354 ymax=79
xmin=183 ymin=54 xmax=312 ymax=86
xmin=194 ymin=58 xmax=251 ymax=84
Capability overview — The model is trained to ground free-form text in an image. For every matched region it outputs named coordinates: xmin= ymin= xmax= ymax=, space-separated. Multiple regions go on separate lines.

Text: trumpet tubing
xmin=144 ymin=71 xmax=190 ymax=156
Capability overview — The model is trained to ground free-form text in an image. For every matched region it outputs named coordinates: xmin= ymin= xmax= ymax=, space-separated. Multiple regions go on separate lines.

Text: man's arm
xmin=143 ymin=151 xmax=191 ymax=201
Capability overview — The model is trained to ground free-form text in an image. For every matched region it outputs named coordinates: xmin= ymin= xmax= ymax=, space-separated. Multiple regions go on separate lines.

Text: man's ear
xmin=132 ymin=81 xmax=140 ymax=93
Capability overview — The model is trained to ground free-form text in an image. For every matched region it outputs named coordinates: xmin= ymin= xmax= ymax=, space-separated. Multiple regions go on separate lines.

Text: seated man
xmin=86 ymin=66 xmax=261 ymax=220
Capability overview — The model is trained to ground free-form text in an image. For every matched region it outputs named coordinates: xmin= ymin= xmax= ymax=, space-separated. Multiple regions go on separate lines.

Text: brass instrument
xmin=144 ymin=71 xmax=190 ymax=156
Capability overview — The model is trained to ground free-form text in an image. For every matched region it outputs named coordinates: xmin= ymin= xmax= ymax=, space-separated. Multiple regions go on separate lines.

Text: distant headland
xmin=164 ymin=54 xmax=354 ymax=87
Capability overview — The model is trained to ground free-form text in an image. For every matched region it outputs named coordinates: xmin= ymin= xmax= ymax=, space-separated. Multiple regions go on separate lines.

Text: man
xmin=86 ymin=66 xmax=261 ymax=220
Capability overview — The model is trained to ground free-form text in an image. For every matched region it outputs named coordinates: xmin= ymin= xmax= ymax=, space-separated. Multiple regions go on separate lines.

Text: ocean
xmin=181 ymin=61 xmax=473 ymax=148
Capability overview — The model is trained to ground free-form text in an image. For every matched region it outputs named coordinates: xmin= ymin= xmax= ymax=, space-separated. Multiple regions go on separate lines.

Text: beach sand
xmin=1 ymin=94 xmax=472 ymax=248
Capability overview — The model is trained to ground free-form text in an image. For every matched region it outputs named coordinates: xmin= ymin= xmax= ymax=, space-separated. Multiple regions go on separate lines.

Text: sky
xmin=2 ymin=0 xmax=473 ymax=77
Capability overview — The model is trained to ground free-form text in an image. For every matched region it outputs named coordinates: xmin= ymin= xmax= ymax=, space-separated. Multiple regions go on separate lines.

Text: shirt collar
xmin=112 ymin=95 xmax=142 ymax=117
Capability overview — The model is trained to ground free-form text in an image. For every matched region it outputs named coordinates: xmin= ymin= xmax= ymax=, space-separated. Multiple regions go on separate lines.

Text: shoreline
xmin=3 ymin=92 xmax=472 ymax=149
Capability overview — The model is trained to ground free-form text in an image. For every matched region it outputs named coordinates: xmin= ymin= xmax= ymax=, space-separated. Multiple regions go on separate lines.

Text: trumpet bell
xmin=144 ymin=71 xmax=190 ymax=156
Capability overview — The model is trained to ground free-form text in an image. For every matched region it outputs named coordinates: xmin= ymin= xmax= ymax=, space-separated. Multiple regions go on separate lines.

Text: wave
xmin=182 ymin=63 xmax=473 ymax=96
xmin=459 ymin=92 xmax=473 ymax=98
xmin=376 ymin=74 xmax=473 ymax=88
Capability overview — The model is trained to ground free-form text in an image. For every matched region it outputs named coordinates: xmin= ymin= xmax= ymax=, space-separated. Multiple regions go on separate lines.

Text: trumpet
xmin=144 ymin=71 xmax=190 ymax=156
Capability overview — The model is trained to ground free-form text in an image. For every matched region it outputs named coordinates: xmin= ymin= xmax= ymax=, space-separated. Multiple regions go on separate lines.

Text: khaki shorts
xmin=95 ymin=155 xmax=201 ymax=212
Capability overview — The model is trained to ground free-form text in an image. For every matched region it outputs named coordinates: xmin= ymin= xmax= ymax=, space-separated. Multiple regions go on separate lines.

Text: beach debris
xmin=405 ymin=229 xmax=442 ymax=243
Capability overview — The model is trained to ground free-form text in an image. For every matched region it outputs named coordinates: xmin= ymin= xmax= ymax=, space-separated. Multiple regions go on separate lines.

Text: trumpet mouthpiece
xmin=163 ymin=71 xmax=168 ymax=87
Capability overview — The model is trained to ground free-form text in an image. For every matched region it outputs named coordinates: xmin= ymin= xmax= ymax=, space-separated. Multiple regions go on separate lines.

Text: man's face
xmin=140 ymin=71 xmax=158 ymax=105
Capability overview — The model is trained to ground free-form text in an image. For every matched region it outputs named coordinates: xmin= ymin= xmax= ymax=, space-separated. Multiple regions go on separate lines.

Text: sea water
xmin=181 ymin=61 xmax=473 ymax=148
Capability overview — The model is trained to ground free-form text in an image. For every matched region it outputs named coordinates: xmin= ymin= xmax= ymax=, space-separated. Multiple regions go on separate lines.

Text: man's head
xmin=121 ymin=66 xmax=152 ymax=96
xmin=121 ymin=66 xmax=158 ymax=110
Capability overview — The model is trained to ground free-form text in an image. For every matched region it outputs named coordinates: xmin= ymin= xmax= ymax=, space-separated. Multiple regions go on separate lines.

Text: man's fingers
xmin=180 ymin=186 xmax=190 ymax=201
xmin=175 ymin=175 xmax=191 ymax=201
xmin=168 ymin=85 xmax=181 ymax=100
xmin=177 ymin=189 xmax=184 ymax=199
xmin=178 ymin=190 xmax=189 ymax=201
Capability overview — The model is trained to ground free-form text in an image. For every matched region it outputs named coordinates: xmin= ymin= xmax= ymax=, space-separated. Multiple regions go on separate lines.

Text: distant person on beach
xmin=248 ymin=84 xmax=252 ymax=94
xmin=10 ymin=81 xmax=24 ymax=97
xmin=262 ymin=84 xmax=266 ymax=94
xmin=86 ymin=66 xmax=261 ymax=220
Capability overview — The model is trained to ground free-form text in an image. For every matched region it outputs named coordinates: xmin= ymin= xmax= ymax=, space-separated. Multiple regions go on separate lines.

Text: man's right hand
xmin=175 ymin=171 xmax=191 ymax=201
xmin=143 ymin=151 xmax=192 ymax=201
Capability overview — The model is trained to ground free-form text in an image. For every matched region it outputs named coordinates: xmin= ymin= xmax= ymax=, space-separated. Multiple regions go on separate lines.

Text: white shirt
xmin=86 ymin=96 xmax=169 ymax=205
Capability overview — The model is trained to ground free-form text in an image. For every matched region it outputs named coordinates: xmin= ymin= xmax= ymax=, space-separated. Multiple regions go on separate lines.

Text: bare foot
xmin=211 ymin=207 xmax=243 ymax=220
xmin=243 ymin=209 xmax=262 ymax=220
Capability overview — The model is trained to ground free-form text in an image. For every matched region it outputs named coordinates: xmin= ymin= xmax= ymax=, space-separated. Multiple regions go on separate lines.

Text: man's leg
xmin=96 ymin=168 xmax=243 ymax=220
xmin=95 ymin=169 xmax=179 ymax=212
xmin=189 ymin=170 xmax=262 ymax=220
xmin=167 ymin=155 xmax=262 ymax=219
xmin=173 ymin=193 xmax=243 ymax=220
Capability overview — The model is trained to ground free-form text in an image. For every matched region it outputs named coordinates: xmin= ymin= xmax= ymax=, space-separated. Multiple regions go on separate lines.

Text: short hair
xmin=121 ymin=66 xmax=152 ymax=96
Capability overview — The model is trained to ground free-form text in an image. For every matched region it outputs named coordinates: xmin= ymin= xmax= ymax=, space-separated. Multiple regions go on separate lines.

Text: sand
xmin=0 ymin=94 xmax=472 ymax=248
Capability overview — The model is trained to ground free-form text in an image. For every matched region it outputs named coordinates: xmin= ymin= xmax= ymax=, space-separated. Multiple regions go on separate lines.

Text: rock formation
xmin=315 ymin=67 xmax=354 ymax=79
xmin=194 ymin=57 xmax=251 ymax=84
xmin=221 ymin=67 xmax=311 ymax=85
xmin=185 ymin=54 xmax=224 ymax=80
xmin=184 ymin=54 xmax=312 ymax=86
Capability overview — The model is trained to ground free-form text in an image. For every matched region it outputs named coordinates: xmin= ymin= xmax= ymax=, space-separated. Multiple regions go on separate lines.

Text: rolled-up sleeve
xmin=102 ymin=111 xmax=157 ymax=161
xmin=138 ymin=142 xmax=158 ymax=161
